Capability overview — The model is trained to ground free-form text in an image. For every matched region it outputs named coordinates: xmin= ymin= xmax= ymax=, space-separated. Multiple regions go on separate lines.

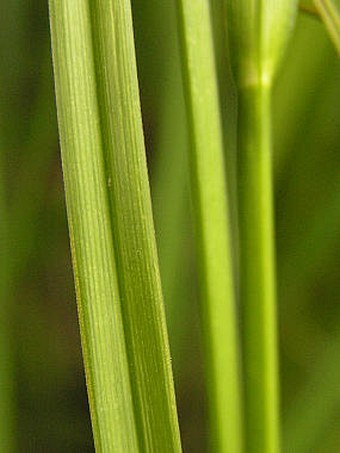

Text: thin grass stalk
xmin=237 ymin=84 xmax=278 ymax=452
xmin=89 ymin=1 xmax=181 ymax=450
xmin=175 ymin=1 xmax=242 ymax=451
xmin=48 ymin=2 xmax=138 ymax=450
xmin=226 ymin=1 xmax=298 ymax=451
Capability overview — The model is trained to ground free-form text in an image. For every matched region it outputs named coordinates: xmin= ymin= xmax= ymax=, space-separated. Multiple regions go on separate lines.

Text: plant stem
xmin=237 ymin=84 xmax=279 ymax=453
xmin=176 ymin=1 xmax=242 ymax=451
xmin=48 ymin=2 xmax=138 ymax=450
xmin=89 ymin=1 xmax=181 ymax=451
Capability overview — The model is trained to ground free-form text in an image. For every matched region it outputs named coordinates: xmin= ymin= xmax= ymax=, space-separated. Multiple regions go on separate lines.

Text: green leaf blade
xmin=49 ymin=1 xmax=139 ymax=450
xmin=89 ymin=1 xmax=182 ymax=451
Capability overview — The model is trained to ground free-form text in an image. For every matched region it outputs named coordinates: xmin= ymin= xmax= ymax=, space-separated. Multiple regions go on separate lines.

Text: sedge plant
xmin=49 ymin=0 xmax=181 ymax=451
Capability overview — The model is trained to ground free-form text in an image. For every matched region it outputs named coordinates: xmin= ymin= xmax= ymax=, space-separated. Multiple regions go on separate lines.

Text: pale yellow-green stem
xmin=226 ymin=1 xmax=298 ymax=451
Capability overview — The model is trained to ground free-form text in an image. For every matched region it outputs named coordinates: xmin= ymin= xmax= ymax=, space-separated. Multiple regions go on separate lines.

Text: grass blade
xmin=48 ymin=2 xmax=139 ymax=450
xmin=51 ymin=0 xmax=180 ymax=451
xmin=89 ymin=2 xmax=181 ymax=450
xmin=175 ymin=1 xmax=242 ymax=451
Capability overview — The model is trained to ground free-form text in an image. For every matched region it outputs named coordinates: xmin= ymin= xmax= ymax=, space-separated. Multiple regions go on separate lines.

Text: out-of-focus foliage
xmin=315 ymin=0 xmax=340 ymax=54
xmin=0 ymin=1 xmax=339 ymax=451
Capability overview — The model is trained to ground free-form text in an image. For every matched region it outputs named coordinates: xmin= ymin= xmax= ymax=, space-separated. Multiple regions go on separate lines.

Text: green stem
xmin=238 ymin=84 xmax=279 ymax=453
xmin=9 ymin=50 xmax=57 ymax=282
xmin=176 ymin=1 xmax=242 ymax=451
xmin=48 ymin=2 xmax=138 ymax=450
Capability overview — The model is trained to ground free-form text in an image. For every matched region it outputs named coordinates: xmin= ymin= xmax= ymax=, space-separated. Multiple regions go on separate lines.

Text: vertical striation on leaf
xmin=49 ymin=0 xmax=181 ymax=451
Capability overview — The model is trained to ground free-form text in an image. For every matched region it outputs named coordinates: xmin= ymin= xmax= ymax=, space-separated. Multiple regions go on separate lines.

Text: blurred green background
xmin=0 ymin=2 xmax=339 ymax=452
